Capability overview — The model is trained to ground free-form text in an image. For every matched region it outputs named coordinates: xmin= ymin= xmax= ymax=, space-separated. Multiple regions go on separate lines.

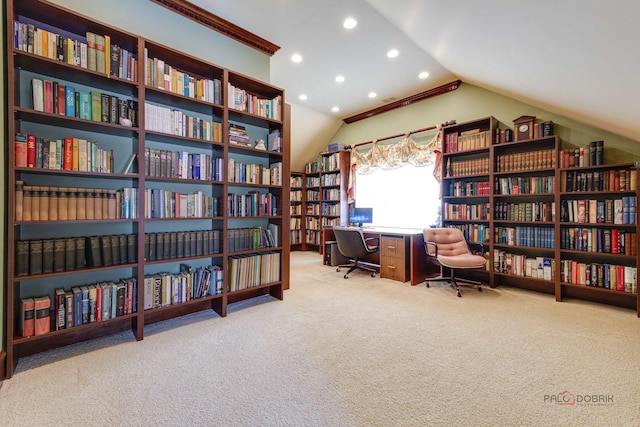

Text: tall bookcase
xmin=290 ymin=171 xmax=305 ymax=250
xmin=319 ymin=151 xmax=350 ymax=229
xmin=304 ymin=163 xmax=321 ymax=250
xmin=6 ymin=0 xmax=290 ymax=378
xmin=440 ymin=117 xmax=639 ymax=315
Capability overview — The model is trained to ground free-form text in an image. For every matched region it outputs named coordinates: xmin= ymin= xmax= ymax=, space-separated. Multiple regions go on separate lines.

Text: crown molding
xmin=149 ymin=0 xmax=280 ymax=56
xmin=343 ymin=80 xmax=462 ymax=124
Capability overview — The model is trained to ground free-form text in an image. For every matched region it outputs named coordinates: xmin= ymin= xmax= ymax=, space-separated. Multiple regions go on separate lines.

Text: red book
xmin=27 ymin=134 xmax=36 ymax=167
xmin=617 ymin=265 xmax=625 ymax=291
xmin=20 ymin=298 xmax=35 ymax=337
xmin=95 ymin=285 xmax=102 ymax=322
xmin=34 ymin=296 xmax=51 ymax=336
xmin=15 ymin=132 xmax=28 ymax=167
xmin=57 ymin=83 xmax=66 ymax=115
xmin=611 ymin=229 xmax=619 ymax=254
xmin=44 ymin=80 xmax=54 ymax=113
xmin=63 ymin=137 xmax=73 ymax=170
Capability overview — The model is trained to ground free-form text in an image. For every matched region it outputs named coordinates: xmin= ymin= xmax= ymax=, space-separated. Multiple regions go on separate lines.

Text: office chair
xmin=333 ymin=226 xmax=380 ymax=278
xmin=423 ymin=228 xmax=487 ymax=297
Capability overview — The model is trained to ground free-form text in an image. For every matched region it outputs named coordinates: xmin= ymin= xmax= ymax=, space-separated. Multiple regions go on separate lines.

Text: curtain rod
xmin=346 ymin=120 xmax=456 ymax=150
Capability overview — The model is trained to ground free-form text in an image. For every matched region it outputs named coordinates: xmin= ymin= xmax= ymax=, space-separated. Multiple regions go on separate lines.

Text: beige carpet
xmin=0 ymin=251 xmax=639 ymax=426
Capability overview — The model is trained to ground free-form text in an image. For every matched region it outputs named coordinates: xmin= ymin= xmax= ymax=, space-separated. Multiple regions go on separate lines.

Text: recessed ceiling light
xmin=291 ymin=54 xmax=302 ymax=63
xmin=419 ymin=71 xmax=430 ymax=79
xmin=343 ymin=17 xmax=357 ymax=29
xmin=332 ymin=106 xmax=340 ymax=113
xmin=335 ymin=75 xmax=345 ymax=83
xmin=387 ymin=49 xmax=399 ymax=58
xmin=368 ymin=92 xmax=377 ymax=98
xmin=299 ymin=94 xmax=308 ymax=101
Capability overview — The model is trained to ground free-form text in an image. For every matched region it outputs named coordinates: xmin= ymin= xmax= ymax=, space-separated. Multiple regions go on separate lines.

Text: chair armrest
xmin=365 ymin=236 xmax=379 ymax=249
xmin=466 ymin=240 xmax=484 ymax=255
xmin=424 ymin=241 xmax=438 ymax=258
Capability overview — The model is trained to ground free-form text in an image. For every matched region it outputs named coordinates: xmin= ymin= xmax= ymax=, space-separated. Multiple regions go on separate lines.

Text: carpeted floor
xmin=0 ymin=251 xmax=639 ymax=426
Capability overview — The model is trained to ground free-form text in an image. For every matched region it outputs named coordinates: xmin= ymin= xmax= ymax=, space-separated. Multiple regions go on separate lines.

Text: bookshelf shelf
xmin=5 ymin=0 xmax=290 ymax=379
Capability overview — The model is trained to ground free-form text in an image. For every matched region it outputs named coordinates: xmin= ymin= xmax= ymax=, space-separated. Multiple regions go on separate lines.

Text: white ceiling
xmin=189 ymin=0 xmax=640 ymax=142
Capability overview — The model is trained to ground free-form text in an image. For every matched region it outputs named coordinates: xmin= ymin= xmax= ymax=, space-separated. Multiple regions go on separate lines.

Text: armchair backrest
xmin=423 ymin=228 xmax=469 ymax=257
xmin=333 ymin=226 xmax=370 ymax=259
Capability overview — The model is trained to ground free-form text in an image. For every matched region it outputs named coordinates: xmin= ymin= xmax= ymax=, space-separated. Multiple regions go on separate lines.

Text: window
xmin=355 ymin=164 xmax=440 ymax=229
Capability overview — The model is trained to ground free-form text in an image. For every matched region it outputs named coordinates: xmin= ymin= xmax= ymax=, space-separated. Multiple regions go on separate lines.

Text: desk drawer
xmin=381 ymin=256 xmax=409 ymax=282
xmin=380 ymin=236 xmax=406 ymax=258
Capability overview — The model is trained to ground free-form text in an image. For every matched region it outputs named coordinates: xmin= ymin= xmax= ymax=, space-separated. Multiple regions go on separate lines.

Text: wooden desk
xmin=322 ymin=226 xmax=436 ymax=285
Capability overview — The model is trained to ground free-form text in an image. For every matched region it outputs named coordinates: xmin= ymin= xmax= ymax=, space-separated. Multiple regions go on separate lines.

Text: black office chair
xmin=333 ymin=226 xmax=380 ymax=278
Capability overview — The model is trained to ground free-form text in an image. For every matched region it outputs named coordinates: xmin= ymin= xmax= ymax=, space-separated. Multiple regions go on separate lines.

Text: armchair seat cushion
xmin=437 ymin=253 xmax=486 ymax=269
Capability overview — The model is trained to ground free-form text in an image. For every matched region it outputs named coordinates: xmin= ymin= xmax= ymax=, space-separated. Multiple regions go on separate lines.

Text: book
xmin=42 ymin=238 xmax=54 ymax=273
xmin=29 ymin=239 xmax=43 ymax=275
xmin=20 ymin=298 xmax=35 ymax=337
xmin=34 ymin=295 xmax=51 ymax=336
xmin=15 ymin=132 xmax=28 ymax=167
xmin=55 ymin=288 xmax=66 ymax=330
xmin=32 ymin=78 xmax=44 ymax=111
xmin=65 ymin=291 xmax=74 ymax=329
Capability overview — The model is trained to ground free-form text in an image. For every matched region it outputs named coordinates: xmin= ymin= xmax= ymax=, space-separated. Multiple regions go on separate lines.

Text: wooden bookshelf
xmin=6 ymin=0 xmax=290 ymax=379
xmin=440 ymin=117 xmax=639 ymax=315
xmin=290 ymin=171 xmax=305 ymax=250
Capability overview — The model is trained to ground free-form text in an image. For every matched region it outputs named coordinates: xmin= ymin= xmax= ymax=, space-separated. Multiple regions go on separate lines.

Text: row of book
xmin=31 ymin=78 xmax=138 ymax=126
xmin=145 ymin=189 xmax=220 ymax=219
xmin=143 ymin=265 xmax=223 ymax=309
xmin=447 ymin=224 xmax=490 ymax=244
xmin=560 ymin=197 xmax=636 ymax=225
xmin=15 ymin=132 xmax=114 ymax=173
xmin=562 ymin=168 xmax=636 ymax=193
xmin=145 ymin=147 xmax=225 ymax=181
xmin=493 ymin=251 xmax=555 ymax=280
xmin=16 ymin=233 xmax=136 ymax=276
xmin=227 ymin=226 xmax=279 ymax=252
xmin=13 ymin=22 xmax=138 ymax=81
xmin=321 ymin=203 xmax=341 ymax=216
xmin=496 ymin=149 xmax=556 ymax=172
xmin=228 ymin=159 xmax=283 ymax=185
xmin=290 ymin=230 xmax=303 ymax=245
xmin=320 ymin=152 xmax=343 ymax=172
xmin=290 ymin=175 xmax=304 ymax=187
xmin=306 ymin=176 xmax=321 ymax=187
xmin=494 ymin=201 xmax=555 ymax=222
xmin=444 ymin=128 xmax=492 ymax=153
xmin=322 ymin=189 xmax=341 ymax=201
xmin=560 ymin=228 xmax=636 ymax=255
xmin=494 ymin=226 xmax=555 ymax=248
xmin=306 ymin=229 xmax=321 ymax=245
xmin=228 ymin=252 xmax=281 ymax=292
xmin=306 ymin=190 xmax=320 ymax=201
xmin=495 ymin=175 xmax=556 ymax=195
xmin=227 ymin=83 xmax=282 ymax=120
xmin=559 ymin=141 xmax=604 ymax=168
xmin=560 ymin=261 xmax=636 ymax=293
xmin=321 ymin=172 xmax=342 ymax=186
xmin=227 ymin=192 xmax=278 ymax=217
xmin=306 ymin=204 xmax=320 ymax=215
xmin=290 ymin=217 xmax=302 ymax=230
xmin=144 ymin=52 xmax=223 ymax=104
xmin=447 ymin=181 xmax=490 ymax=197
xmin=144 ymin=230 xmax=221 ymax=262
xmin=15 ymin=182 xmax=136 ymax=221
xmin=443 ymin=202 xmax=490 ymax=221
xmin=290 ymin=191 xmax=303 ymax=202
xmin=445 ymin=158 xmax=490 ymax=177
xmin=144 ymin=102 xmax=221 ymax=141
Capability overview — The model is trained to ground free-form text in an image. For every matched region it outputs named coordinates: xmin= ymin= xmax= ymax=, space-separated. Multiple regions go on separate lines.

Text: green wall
xmin=328 ymin=82 xmax=640 ymax=165
xmin=1 ymin=0 xmax=270 ymax=357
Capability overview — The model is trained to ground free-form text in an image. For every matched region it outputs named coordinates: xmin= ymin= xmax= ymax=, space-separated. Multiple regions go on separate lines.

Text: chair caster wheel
xmin=478 ymin=287 xmax=482 ymax=292
xmin=344 ymin=274 xmax=349 ymax=279
xmin=457 ymin=291 xmax=462 ymax=297
xmin=426 ymin=283 xmax=430 ymax=288
xmin=336 ymin=267 xmax=340 ymax=272
xmin=371 ymin=272 xmax=376 ymax=277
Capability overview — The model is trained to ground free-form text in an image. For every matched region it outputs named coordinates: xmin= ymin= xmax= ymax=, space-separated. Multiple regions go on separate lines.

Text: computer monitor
xmin=349 ymin=207 xmax=373 ymax=227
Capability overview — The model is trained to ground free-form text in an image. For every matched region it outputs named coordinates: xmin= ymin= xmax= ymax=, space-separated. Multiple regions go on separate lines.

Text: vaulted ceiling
xmin=188 ymin=0 xmax=639 ymax=142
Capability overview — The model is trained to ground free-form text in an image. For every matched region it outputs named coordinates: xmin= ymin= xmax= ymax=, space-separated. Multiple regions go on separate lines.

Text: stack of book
xmin=229 ymin=123 xmax=250 ymax=146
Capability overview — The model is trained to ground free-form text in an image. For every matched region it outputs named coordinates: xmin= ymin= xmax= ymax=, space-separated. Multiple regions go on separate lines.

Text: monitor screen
xmin=349 ymin=207 xmax=373 ymax=227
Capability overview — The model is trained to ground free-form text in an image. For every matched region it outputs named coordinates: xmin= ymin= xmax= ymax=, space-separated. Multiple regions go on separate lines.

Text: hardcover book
xmin=34 ymin=295 xmax=51 ymax=335
xmin=20 ymin=298 xmax=35 ymax=337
